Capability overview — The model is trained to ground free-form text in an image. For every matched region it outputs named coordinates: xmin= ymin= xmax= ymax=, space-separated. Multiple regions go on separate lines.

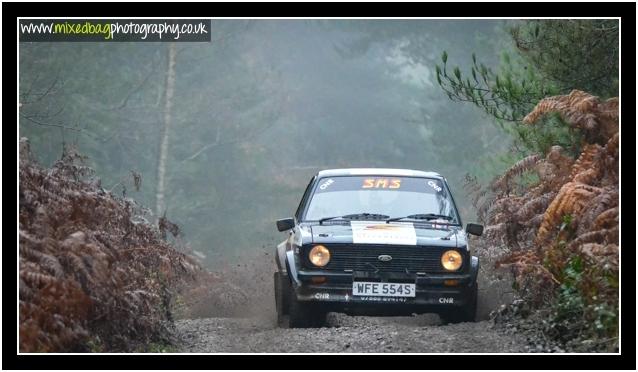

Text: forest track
xmin=175 ymin=313 xmax=529 ymax=353
xmin=175 ymin=238 xmax=534 ymax=353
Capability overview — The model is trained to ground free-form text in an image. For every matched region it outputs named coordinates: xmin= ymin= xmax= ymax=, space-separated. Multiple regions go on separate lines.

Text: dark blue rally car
xmin=273 ymin=168 xmax=484 ymax=328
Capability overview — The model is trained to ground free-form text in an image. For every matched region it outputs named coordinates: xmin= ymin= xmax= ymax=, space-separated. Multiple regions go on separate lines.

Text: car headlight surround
xmin=309 ymin=245 xmax=331 ymax=267
xmin=441 ymin=250 xmax=463 ymax=271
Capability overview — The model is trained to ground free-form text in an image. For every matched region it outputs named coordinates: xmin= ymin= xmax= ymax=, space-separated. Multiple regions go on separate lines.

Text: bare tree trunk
xmin=155 ymin=43 xmax=177 ymax=219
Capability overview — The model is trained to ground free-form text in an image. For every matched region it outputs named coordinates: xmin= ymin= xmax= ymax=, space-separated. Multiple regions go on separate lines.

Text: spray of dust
xmin=176 ymin=235 xmax=515 ymax=324
xmin=471 ymin=236 xmax=517 ymax=320
xmin=175 ymin=248 xmax=278 ymax=324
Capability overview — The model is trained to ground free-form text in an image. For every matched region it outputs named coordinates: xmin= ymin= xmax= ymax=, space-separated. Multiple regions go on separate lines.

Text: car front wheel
xmin=274 ymin=271 xmax=326 ymax=328
xmin=288 ymin=289 xmax=327 ymax=328
xmin=274 ymin=271 xmax=290 ymax=326
xmin=439 ymin=283 xmax=478 ymax=324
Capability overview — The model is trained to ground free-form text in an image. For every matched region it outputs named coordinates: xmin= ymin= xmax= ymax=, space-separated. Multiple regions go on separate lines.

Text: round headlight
xmin=441 ymin=250 xmax=463 ymax=271
xmin=309 ymin=245 xmax=331 ymax=267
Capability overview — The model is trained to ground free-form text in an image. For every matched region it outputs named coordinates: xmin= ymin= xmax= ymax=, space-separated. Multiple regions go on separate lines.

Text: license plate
xmin=352 ymin=282 xmax=416 ymax=297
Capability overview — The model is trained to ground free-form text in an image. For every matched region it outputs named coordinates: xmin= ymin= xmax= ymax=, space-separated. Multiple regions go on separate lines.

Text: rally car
xmin=273 ymin=168 xmax=484 ymax=328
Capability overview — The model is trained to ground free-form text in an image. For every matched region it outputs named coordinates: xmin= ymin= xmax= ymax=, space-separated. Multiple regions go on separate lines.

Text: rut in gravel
xmin=175 ymin=314 xmax=529 ymax=353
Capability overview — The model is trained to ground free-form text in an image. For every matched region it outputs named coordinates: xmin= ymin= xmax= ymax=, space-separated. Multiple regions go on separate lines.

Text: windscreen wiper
xmin=319 ymin=213 xmax=390 ymax=225
xmin=385 ymin=213 xmax=455 ymax=223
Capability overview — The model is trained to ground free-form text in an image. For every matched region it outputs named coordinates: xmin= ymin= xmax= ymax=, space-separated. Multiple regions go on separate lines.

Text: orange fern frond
xmin=491 ymin=154 xmax=541 ymax=193
xmin=536 ymin=182 xmax=602 ymax=243
xmin=523 ymin=90 xmax=619 ymax=143
xmin=593 ymin=207 xmax=619 ymax=230
xmin=516 ymin=192 xmax=556 ymax=223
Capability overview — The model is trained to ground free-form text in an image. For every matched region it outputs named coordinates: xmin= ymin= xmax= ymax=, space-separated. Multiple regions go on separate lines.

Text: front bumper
xmin=293 ymin=269 xmax=476 ymax=315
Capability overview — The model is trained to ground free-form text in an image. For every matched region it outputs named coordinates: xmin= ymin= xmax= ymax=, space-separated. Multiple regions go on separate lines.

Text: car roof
xmin=316 ymin=168 xmax=444 ymax=179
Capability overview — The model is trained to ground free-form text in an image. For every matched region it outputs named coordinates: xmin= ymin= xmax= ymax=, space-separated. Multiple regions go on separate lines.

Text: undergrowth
xmin=466 ymin=90 xmax=619 ymax=352
xmin=19 ymin=142 xmax=198 ymax=352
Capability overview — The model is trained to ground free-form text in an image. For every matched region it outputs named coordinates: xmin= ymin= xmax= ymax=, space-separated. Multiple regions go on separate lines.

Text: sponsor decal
xmin=314 ymin=293 xmax=330 ymax=300
xmin=362 ymin=178 xmax=401 ymax=189
xmin=351 ymin=221 xmax=417 ymax=245
xmin=319 ymin=178 xmax=334 ymax=190
xmin=430 ymin=222 xmax=450 ymax=230
xmin=438 ymin=297 xmax=454 ymax=304
xmin=428 ymin=180 xmax=442 ymax=192
xmin=358 ymin=296 xmax=408 ymax=303
xmin=363 ymin=224 xmax=401 ymax=231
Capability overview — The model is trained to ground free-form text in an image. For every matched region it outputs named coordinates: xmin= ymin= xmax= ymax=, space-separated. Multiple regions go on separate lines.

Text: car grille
xmin=306 ymin=244 xmax=458 ymax=273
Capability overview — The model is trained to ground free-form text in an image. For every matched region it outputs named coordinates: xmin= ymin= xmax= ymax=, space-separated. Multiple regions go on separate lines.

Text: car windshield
xmin=304 ymin=176 xmax=460 ymax=224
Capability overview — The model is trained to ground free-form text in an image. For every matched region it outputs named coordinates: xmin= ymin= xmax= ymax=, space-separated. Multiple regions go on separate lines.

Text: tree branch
xmin=20 ymin=114 xmax=82 ymax=132
xmin=116 ymin=66 xmax=156 ymax=110
xmin=182 ymin=125 xmax=221 ymax=162
xmin=20 ymin=73 xmax=60 ymax=105
xmin=181 ymin=118 xmax=277 ymax=163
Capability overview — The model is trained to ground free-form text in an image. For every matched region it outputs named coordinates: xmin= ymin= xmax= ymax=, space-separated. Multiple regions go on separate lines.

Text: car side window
xmin=295 ymin=176 xmax=316 ymax=221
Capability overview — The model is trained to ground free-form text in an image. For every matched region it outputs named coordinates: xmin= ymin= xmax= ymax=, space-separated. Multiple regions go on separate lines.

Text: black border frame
xmin=5 ymin=1 xmax=636 ymax=370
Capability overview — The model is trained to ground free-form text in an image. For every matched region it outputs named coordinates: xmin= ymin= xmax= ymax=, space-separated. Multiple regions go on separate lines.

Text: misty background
xmin=19 ymin=20 xmax=514 ymax=267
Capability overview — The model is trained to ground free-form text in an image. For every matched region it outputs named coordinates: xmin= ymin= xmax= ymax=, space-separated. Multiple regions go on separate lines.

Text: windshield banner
xmin=315 ymin=176 xmax=445 ymax=195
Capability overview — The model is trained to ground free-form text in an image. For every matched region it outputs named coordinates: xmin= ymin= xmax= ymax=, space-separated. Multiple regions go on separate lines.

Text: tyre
xmin=288 ymin=290 xmax=327 ymax=328
xmin=439 ymin=283 xmax=478 ymax=324
xmin=274 ymin=271 xmax=326 ymax=328
xmin=273 ymin=271 xmax=290 ymax=326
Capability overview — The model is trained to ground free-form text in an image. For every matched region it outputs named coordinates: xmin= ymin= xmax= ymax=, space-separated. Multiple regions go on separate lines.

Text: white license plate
xmin=352 ymin=282 xmax=416 ymax=297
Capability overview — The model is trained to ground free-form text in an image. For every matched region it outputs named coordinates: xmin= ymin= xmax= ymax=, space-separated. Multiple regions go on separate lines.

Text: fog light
xmin=311 ymin=276 xmax=327 ymax=284
xmin=441 ymin=250 xmax=463 ymax=271
xmin=309 ymin=245 xmax=331 ymax=267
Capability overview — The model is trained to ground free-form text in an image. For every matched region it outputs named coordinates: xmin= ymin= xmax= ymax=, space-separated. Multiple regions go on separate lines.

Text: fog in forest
xmin=19 ymin=20 xmax=514 ymax=267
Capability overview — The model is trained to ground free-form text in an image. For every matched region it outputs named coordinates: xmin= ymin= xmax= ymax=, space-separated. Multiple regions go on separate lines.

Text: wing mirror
xmin=276 ymin=217 xmax=295 ymax=232
xmin=466 ymin=223 xmax=484 ymax=236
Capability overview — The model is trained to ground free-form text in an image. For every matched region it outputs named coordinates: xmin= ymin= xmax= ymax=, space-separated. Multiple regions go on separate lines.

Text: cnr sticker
xmin=427 ymin=180 xmax=442 ymax=192
xmin=362 ymin=178 xmax=401 ymax=189
xmin=319 ymin=178 xmax=334 ymax=190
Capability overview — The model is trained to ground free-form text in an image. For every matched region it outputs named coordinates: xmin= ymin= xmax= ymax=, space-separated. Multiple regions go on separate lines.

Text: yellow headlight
xmin=309 ymin=245 xmax=331 ymax=267
xmin=441 ymin=250 xmax=463 ymax=271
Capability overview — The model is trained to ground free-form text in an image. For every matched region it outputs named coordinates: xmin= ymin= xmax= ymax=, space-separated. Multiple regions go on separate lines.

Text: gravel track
xmin=175 ymin=313 xmax=529 ymax=353
xmin=175 ymin=238 xmax=531 ymax=353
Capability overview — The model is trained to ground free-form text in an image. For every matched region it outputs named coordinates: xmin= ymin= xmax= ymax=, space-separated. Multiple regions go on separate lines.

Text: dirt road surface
xmin=175 ymin=313 xmax=529 ymax=353
xmin=175 ymin=247 xmax=532 ymax=353
xmin=173 ymin=235 xmax=542 ymax=353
